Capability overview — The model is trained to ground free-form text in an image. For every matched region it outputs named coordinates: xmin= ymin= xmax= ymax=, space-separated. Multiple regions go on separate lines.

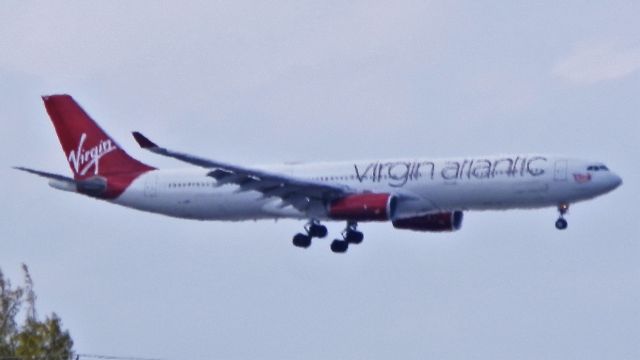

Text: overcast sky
xmin=1 ymin=1 xmax=639 ymax=359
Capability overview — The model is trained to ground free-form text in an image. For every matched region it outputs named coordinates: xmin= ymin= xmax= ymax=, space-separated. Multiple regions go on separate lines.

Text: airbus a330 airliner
xmin=16 ymin=95 xmax=622 ymax=253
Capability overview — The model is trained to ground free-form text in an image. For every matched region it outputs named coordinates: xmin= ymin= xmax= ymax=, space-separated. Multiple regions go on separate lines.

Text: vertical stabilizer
xmin=43 ymin=95 xmax=154 ymax=180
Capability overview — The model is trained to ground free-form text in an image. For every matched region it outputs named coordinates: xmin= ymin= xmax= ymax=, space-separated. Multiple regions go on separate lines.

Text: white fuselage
xmin=109 ymin=154 xmax=622 ymax=222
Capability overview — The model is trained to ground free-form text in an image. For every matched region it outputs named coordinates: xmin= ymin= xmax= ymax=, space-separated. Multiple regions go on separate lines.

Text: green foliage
xmin=0 ymin=266 xmax=74 ymax=360
xmin=0 ymin=268 xmax=23 ymax=358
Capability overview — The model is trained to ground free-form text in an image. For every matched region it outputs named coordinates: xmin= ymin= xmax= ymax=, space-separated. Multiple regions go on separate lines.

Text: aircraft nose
xmin=609 ymin=173 xmax=623 ymax=190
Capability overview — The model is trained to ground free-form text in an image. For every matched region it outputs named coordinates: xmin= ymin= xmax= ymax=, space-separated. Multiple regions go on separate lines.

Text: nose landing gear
xmin=555 ymin=203 xmax=569 ymax=230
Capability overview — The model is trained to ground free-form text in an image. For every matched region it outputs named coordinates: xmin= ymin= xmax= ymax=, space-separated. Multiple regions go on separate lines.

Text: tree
xmin=0 ymin=265 xmax=74 ymax=360
xmin=0 ymin=268 xmax=23 ymax=358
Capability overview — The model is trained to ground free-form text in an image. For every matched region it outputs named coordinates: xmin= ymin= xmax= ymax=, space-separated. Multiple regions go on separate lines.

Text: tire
xmin=330 ymin=240 xmax=348 ymax=253
xmin=345 ymin=230 xmax=364 ymax=244
xmin=310 ymin=224 xmax=328 ymax=239
xmin=292 ymin=233 xmax=311 ymax=248
xmin=555 ymin=218 xmax=568 ymax=230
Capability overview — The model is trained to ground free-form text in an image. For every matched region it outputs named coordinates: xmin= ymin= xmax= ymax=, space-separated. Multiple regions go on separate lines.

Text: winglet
xmin=132 ymin=131 xmax=158 ymax=149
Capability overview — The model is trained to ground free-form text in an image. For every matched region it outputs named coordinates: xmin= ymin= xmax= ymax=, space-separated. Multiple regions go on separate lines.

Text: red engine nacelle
xmin=328 ymin=193 xmax=397 ymax=221
xmin=392 ymin=211 xmax=463 ymax=232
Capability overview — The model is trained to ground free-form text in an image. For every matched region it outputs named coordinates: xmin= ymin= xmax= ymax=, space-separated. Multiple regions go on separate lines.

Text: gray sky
xmin=1 ymin=1 xmax=639 ymax=359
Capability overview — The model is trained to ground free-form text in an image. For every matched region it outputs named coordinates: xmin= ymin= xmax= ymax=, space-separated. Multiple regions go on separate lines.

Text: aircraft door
xmin=553 ymin=160 xmax=568 ymax=181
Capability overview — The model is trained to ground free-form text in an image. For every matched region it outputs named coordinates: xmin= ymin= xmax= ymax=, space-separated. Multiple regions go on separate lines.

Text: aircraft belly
xmin=114 ymin=180 xmax=276 ymax=221
xmin=414 ymin=178 xmax=557 ymax=211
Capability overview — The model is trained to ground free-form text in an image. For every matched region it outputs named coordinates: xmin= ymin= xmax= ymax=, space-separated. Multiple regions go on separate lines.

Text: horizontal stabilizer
xmin=14 ymin=166 xmax=107 ymax=196
xmin=13 ymin=166 xmax=75 ymax=183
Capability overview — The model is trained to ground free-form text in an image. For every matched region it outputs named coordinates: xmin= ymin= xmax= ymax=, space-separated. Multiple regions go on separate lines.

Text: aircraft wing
xmin=132 ymin=132 xmax=352 ymax=212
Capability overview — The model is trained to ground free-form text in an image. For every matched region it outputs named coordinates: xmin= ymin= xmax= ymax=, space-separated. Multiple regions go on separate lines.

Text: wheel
xmin=292 ymin=233 xmax=311 ymax=248
xmin=330 ymin=240 xmax=349 ymax=253
xmin=555 ymin=218 xmax=568 ymax=230
xmin=344 ymin=230 xmax=364 ymax=244
xmin=309 ymin=224 xmax=328 ymax=238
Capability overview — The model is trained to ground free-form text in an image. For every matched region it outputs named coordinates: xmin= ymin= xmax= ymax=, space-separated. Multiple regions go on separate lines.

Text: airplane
xmin=15 ymin=95 xmax=623 ymax=253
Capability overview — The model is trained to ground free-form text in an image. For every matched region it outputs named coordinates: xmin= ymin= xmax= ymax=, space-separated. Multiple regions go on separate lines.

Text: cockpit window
xmin=587 ymin=165 xmax=609 ymax=171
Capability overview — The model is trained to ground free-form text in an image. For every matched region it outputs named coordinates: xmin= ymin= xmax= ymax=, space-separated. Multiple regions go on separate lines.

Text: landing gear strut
xmin=555 ymin=203 xmax=569 ymax=230
xmin=330 ymin=221 xmax=364 ymax=253
xmin=292 ymin=220 xmax=327 ymax=249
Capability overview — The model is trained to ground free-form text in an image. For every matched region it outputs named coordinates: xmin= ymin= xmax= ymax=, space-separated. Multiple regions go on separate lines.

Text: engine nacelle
xmin=328 ymin=193 xmax=397 ymax=221
xmin=392 ymin=211 xmax=463 ymax=232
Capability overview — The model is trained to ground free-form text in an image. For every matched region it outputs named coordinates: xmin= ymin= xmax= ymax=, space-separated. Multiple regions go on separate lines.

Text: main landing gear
xmin=330 ymin=221 xmax=364 ymax=254
xmin=292 ymin=220 xmax=328 ymax=248
xmin=292 ymin=221 xmax=364 ymax=253
xmin=555 ymin=203 xmax=569 ymax=230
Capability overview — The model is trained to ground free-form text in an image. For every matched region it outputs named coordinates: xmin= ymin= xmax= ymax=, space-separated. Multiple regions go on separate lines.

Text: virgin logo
xmin=68 ymin=133 xmax=117 ymax=176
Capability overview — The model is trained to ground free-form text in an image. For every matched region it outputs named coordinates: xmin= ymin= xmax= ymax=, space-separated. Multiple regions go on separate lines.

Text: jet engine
xmin=328 ymin=193 xmax=397 ymax=221
xmin=392 ymin=211 xmax=463 ymax=232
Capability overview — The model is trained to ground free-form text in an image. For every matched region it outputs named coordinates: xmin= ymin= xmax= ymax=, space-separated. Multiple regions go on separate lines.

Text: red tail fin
xmin=43 ymin=95 xmax=154 ymax=180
